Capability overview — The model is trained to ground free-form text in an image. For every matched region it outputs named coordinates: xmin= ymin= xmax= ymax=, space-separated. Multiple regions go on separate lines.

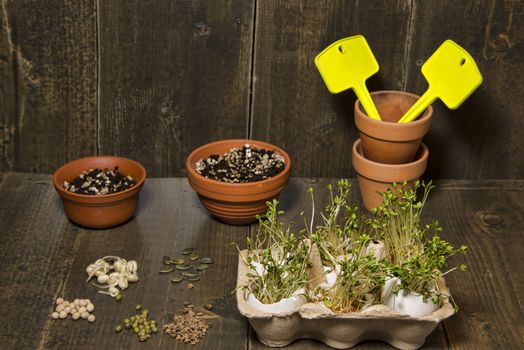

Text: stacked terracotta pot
xmin=352 ymin=91 xmax=432 ymax=211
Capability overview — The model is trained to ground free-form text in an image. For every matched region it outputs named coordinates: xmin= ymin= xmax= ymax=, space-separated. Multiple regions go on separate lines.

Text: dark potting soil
xmin=64 ymin=167 xmax=135 ymax=195
xmin=195 ymin=144 xmax=285 ymax=183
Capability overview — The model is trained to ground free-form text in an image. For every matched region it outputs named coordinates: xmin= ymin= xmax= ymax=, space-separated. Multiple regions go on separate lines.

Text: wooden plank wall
xmin=0 ymin=0 xmax=522 ymax=178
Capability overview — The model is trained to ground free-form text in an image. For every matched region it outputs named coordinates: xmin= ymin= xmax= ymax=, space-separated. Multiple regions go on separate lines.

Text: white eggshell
xmin=381 ymin=277 xmax=439 ymax=317
xmin=246 ymin=288 xmax=306 ymax=314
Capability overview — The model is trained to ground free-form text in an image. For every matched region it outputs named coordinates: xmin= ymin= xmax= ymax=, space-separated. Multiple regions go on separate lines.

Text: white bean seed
xmin=64 ymin=307 xmax=71 ymax=314
xmin=59 ymin=311 xmax=67 ymax=319
xmin=56 ymin=298 xmax=64 ymax=305
xmin=78 ymin=306 xmax=86 ymax=314
xmin=87 ymin=314 xmax=96 ymax=322
xmin=72 ymin=312 xmax=80 ymax=320
xmin=81 ymin=312 xmax=89 ymax=319
xmin=79 ymin=300 xmax=87 ymax=307
xmin=118 ymin=277 xmax=128 ymax=290
xmin=51 ymin=312 xmax=59 ymax=319
xmin=97 ymin=274 xmax=109 ymax=284
xmin=86 ymin=303 xmax=94 ymax=312
xmin=56 ymin=304 xmax=64 ymax=312
xmin=127 ymin=273 xmax=138 ymax=282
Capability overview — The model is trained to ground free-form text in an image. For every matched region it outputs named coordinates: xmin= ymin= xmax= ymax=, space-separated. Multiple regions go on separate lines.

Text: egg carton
xmin=236 ymin=248 xmax=454 ymax=350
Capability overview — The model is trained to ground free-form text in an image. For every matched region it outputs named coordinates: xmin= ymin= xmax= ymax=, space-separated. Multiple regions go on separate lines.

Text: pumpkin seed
xmin=162 ymin=256 xmax=172 ymax=265
xmin=185 ymin=276 xmax=201 ymax=282
xmin=189 ymin=251 xmax=199 ymax=261
xmin=170 ymin=258 xmax=185 ymax=265
xmin=200 ymin=257 xmax=214 ymax=264
xmin=196 ymin=264 xmax=209 ymax=271
xmin=175 ymin=264 xmax=192 ymax=270
xmin=159 ymin=266 xmax=175 ymax=273
xmin=181 ymin=247 xmax=196 ymax=255
xmin=170 ymin=274 xmax=184 ymax=283
xmin=182 ymin=271 xmax=201 ymax=278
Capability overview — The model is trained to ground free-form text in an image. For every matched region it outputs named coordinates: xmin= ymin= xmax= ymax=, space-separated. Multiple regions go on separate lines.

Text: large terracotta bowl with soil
xmin=186 ymin=139 xmax=291 ymax=225
xmin=355 ymin=90 xmax=432 ymax=164
xmin=53 ymin=156 xmax=147 ymax=229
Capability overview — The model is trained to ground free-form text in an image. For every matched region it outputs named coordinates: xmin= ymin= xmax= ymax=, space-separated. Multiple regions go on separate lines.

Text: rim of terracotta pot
xmin=53 ymin=156 xmax=147 ymax=202
xmin=185 ymin=139 xmax=291 ymax=194
xmin=352 ymin=139 xmax=428 ymax=183
xmin=355 ymin=90 xmax=433 ymax=141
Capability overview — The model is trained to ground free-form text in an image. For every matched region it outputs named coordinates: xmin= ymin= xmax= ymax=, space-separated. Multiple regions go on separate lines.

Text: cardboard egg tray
xmin=236 ymin=248 xmax=454 ymax=350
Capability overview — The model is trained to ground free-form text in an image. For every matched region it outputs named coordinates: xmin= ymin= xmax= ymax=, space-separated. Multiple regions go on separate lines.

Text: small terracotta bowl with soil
xmin=53 ymin=156 xmax=147 ymax=229
xmin=352 ymin=138 xmax=428 ymax=211
xmin=186 ymin=139 xmax=291 ymax=225
xmin=355 ymin=90 xmax=432 ymax=164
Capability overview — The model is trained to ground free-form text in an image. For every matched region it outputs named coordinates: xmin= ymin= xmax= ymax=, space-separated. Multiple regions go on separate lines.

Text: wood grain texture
xmin=39 ymin=178 xmax=249 ymax=350
xmin=250 ymin=0 xmax=414 ymax=178
xmin=423 ymin=180 xmax=524 ymax=349
xmin=98 ymin=0 xmax=254 ymax=177
xmin=402 ymin=0 xmax=524 ymax=179
xmin=0 ymin=1 xmax=97 ymax=173
xmin=0 ymin=173 xmax=83 ymax=349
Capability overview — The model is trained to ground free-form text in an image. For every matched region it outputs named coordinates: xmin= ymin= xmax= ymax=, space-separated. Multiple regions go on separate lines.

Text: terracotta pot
xmin=53 ymin=156 xmax=147 ymax=229
xmin=185 ymin=139 xmax=291 ymax=225
xmin=352 ymin=139 xmax=428 ymax=211
xmin=354 ymin=90 xmax=432 ymax=164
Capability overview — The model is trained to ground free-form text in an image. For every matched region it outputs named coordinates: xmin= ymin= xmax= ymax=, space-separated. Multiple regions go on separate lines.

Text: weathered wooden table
xmin=0 ymin=173 xmax=522 ymax=349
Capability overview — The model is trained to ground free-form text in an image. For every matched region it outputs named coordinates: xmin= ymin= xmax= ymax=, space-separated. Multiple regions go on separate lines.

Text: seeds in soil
xmin=163 ymin=304 xmax=211 ymax=345
xmin=64 ymin=166 xmax=135 ymax=195
xmin=195 ymin=144 xmax=286 ymax=183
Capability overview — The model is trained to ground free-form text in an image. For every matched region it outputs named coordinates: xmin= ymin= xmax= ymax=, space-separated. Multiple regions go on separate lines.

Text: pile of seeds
xmin=64 ymin=166 xmax=135 ymax=195
xmin=163 ymin=304 xmax=211 ymax=344
xmin=86 ymin=256 xmax=139 ymax=299
xmin=195 ymin=144 xmax=286 ymax=183
xmin=115 ymin=305 xmax=158 ymax=342
xmin=159 ymin=248 xmax=214 ymax=288
xmin=51 ymin=298 xmax=96 ymax=322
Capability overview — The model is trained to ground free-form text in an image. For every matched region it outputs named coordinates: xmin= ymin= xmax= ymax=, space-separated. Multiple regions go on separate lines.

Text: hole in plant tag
xmin=459 ymin=58 xmax=466 ymax=66
xmin=338 ymin=45 xmax=345 ymax=54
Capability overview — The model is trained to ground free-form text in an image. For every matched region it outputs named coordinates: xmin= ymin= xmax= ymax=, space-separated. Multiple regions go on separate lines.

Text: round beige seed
xmin=51 ymin=312 xmax=59 ymax=319
xmin=72 ymin=312 xmax=80 ymax=320
xmin=56 ymin=304 xmax=64 ymax=312
xmin=78 ymin=306 xmax=86 ymax=314
xmin=86 ymin=303 xmax=94 ymax=312
xmin=87 ymin=314 xmax=96 ymax=323
xmin=56 ymin=298 xmax=64 ymax=305
xmin=79 ymin=300 xmax=87 ymax=307
xmin=59 ymin=311 xmax=67 ymax=319
xmin=81 ymin=311 xmax=89 ymax=319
